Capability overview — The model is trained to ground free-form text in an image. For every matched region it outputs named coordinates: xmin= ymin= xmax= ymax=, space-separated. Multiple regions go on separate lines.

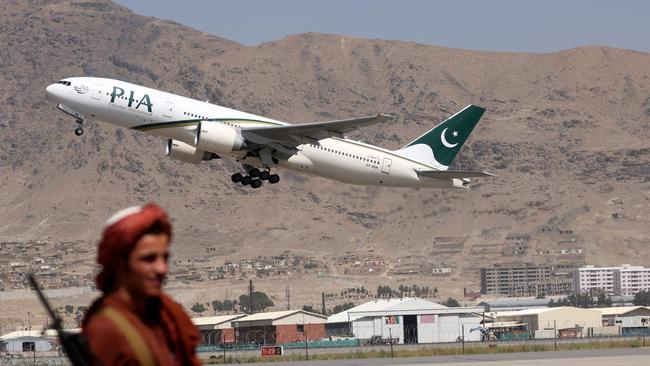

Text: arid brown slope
xmin=1 ymin=0 xmax=649 ymax=314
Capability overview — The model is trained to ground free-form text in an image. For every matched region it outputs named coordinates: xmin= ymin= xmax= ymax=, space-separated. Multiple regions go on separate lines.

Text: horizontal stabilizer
xmin=415 ymin=169 xmax=495 ymax=179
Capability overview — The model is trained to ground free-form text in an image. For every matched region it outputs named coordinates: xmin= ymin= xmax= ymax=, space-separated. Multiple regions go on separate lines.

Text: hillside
xmin=1 ymin=0 xmax=649 ymax=327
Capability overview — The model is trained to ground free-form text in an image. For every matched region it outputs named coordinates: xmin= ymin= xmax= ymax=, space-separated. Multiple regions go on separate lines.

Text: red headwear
xmin=96 ymin=203 xmax=172 ymax=293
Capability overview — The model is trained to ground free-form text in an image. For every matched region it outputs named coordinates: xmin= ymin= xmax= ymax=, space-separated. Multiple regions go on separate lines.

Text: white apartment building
xmin=616 ymin=266 xmax=650 ymax=296
xmin=576 ymin=265 xmax=650 ymax=296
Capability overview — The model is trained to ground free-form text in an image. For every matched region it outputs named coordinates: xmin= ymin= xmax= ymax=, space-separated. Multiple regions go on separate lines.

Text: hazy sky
xmin=114 ymin=0 xmax=649 ymax=53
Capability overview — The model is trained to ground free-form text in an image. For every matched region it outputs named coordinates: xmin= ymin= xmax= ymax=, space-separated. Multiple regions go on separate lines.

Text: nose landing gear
xmin=56 ymin=104 xmax=86 ymax=136
xmin=74 ymin=119 xmax=84 ymax=136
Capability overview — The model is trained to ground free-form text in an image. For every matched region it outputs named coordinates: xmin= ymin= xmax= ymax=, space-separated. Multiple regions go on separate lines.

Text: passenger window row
xmin=184 ymin=111 xmax=206 ymax=119
xmin=105 ymin=93 xmax=142 ymax=103
xmin=308 ymin=144 xmax=378 ymax=164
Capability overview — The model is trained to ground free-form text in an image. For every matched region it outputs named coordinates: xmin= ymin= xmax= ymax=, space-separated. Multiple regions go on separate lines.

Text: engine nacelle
xmin=165 ymin=139 xmax=218 ymax=164
xmin=194 ymin=121 xmax=247 ymax=155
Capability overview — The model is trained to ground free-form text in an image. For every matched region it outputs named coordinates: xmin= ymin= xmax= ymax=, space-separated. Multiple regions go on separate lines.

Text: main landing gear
xmin=231 ymin=168 xmax=280 ymax=189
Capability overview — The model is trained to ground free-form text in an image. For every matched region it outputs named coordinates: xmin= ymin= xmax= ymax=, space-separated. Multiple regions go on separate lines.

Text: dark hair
xmin=144 ymin=221 xmax=167 ymax=236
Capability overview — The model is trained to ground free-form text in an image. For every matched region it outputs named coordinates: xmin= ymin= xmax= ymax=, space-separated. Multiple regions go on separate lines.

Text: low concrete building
xmin=496 ymin=307 xmax=602 ymax=338
xmin=328 ymin=298 xmax=483 ymax=344
xmin=192 ymin=314 xmax=245 ymax=346
xmin=598 ymin=306 xmax=650 ymax=335
xmin=0 ymin=329 xmax=70 ymax=353
xmin=232 ymin=310 xmax=327 ymax=345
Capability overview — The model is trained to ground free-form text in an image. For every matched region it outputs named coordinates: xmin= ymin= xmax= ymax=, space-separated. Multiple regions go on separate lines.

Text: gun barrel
xmin=27 ymin=274 xmax=63 ymax=332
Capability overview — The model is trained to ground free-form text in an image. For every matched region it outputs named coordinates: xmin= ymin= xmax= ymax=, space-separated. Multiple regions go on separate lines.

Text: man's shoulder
xmin=83 ymin=306 xmax=128 ymax=337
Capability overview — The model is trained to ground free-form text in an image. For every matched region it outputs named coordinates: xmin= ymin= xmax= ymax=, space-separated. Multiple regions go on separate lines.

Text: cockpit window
xmin=56 ymin=80 xmax=71 ymax=86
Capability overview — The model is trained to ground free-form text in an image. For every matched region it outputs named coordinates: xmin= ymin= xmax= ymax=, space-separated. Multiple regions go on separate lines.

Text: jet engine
xmin=165 ymin=139 xmax=218 ymax=164
xmin=194 ymin=121 xmax=247 ymax=155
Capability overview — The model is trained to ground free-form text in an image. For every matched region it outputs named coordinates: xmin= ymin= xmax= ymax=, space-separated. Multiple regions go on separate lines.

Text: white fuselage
xmin=46 ymin=77 xmax=466 ymax=188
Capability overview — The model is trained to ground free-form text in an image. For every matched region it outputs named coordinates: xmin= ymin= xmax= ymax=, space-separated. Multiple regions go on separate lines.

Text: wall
xmin=352 ymin=316 xmax=403 ymax=343
xmin=353 ymin=313 xmax=481 ymax=344
xmin=537 ymin=308 xmax=601 ymax=331
xmin=5 ymin=338 xmax=52 ymax=352
xmin=275 ymin=324 xmax=325 ymax=344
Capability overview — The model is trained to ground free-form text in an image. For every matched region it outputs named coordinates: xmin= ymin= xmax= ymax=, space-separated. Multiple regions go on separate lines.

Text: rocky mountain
xmin=1 ymin=0 xmax=649 ymax=320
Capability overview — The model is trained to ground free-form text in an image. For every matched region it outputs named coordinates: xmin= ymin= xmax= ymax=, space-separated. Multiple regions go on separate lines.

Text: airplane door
xmin=163 ymin=102 xmax=174 ymax=118
xmin=381 ymin=158 xmax=392 ymax=174
xmin=92 ymin=85 xmax=102 ymax=100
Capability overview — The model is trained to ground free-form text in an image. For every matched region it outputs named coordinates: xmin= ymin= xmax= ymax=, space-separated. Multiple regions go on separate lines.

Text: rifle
xmin=27 ymin=273 xmax=92 ymax=366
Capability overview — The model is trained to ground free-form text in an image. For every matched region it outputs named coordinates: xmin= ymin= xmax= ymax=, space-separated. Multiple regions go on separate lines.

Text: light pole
xmin=642 ymin=318 xmax=647 ymax=348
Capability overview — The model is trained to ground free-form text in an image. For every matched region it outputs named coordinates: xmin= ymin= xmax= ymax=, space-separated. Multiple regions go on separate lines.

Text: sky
xmin=113 ymin=0 xmax=650 ymax=53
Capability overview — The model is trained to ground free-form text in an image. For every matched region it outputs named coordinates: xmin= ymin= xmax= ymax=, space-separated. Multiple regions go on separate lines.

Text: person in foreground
xmin=82 ymin=203 xmax=201 ymax=366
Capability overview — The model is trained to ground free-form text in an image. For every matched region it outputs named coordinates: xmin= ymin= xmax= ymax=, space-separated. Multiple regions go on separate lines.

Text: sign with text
xmin=261 ymin=345 xmax=283 ymax=356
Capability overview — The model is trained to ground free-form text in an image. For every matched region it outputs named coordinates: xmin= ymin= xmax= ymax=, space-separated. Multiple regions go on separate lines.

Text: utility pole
xmin=28 ymin=311 xmax=35 ymax=366
xmin=389 ymin=328 xmax=394 ymax=358
xmin=321 ymin=293 xmax=326 ymax=315
xmin=461 ymin=324 xmax=465 ymax=355
xmin=303 ymin=314 xmax=308 ymax=360
xmin=554 ymin=320 xmax=557 ymax=351
xmin=286 ymin=285 xmax=291 ymax=310
xmin=248 ymin=279 xmax=254 ymax=314
xmin=642 ymin=318 xmax=647 ymax=348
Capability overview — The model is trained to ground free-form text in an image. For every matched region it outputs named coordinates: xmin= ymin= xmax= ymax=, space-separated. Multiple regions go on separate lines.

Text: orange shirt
xmin=83 ymin=293 xmax=201 ymax=366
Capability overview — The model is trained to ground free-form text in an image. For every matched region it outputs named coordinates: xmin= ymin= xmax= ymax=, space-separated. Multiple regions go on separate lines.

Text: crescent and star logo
xmin=440 ymin=128 xmax=459 ymax=148
xmin=74 ymin=84 xmax=89 ymax=94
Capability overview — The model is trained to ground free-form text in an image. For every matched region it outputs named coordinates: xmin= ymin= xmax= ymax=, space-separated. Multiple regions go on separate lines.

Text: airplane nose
xmin=46 ymin=84 xmax=55 ymax=96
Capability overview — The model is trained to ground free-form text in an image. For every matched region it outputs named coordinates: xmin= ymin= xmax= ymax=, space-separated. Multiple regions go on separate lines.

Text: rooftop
xmin=192 ymin=314 xmax=246 ymax=327
xmin=236 ymin=310 xmax=327 ymax=323
xmin=328 ymin=297 xmax=451 ymax=323
xmin=597 ymin=306 xmax=650 ymax=316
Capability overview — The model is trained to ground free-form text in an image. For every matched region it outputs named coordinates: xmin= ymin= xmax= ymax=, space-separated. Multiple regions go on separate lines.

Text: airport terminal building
xmin=327 ymin=298 xmax=483 ymax=344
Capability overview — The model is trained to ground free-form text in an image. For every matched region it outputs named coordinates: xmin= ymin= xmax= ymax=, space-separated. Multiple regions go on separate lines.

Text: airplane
xmin=46 ymin=77 xmax=494 ymax=189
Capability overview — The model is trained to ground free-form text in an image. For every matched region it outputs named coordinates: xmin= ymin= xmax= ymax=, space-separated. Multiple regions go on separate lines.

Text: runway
xmin=245 ymin=348 xmax=650 ymax=366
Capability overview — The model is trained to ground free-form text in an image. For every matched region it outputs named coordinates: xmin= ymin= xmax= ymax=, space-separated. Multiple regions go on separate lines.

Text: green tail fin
xmin=397 ymin=105 xmax=485 ymax=168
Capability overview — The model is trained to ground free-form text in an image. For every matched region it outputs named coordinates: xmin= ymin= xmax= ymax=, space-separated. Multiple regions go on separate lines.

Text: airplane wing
xmin=241 ymin=114 xmax=395 ymax=146
xmin=415 ymin=170 xmax=495 ymax=179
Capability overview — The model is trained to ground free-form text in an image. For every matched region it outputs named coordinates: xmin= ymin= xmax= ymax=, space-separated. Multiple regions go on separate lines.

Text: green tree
xmin=191 ymin=303 xmax=206 ymax=314
xmin=302 ymin=305 xmax=318 ymax=313
xmin=633 ymin=290 xmax=650 ymax=306
xmin=554 ymin=293 xmax=595 ymax=308
xmin=597 ymin=293 xmax=612 ymax=307
xmin=442 ymin=297 xmax=460 ymax=307
xmin=239 ymin=291 xmax=274 ymax=313
xmin=331 ymin=302 xmax=355 ymax=314
xmin=377 ymin=285 xmax=395 ymax=298
xmin=211 ymin=300 xmax=224 ymax=314
xmin=64 ymin=305 xmax=74 ymax=315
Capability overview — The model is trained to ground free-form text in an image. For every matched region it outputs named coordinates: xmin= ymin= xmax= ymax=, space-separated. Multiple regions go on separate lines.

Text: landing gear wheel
xmin=241 ymin=176 xmax=252 ymax=185
xmin=249 ymin=168 xmax=260 ymax=178
xmin=231 ymin=173 xmax=243 ymax=183
xmin=74 ymin=127 xmax=84 ymax=136
xmin=268 ymin=174 xmax=280 ymax=184
xmin=250 ymin=179 xmax=263 ymax=189
xmin=259 ymin=171 xmax=270 ymax=181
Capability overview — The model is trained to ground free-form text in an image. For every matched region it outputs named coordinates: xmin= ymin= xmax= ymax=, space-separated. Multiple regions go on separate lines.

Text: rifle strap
xmin=100 ymin=307 xmax=155 ymax=366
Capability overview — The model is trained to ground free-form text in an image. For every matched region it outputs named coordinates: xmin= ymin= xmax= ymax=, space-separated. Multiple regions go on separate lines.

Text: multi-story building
xmin=480 ymin=263 xmax=575 ymax=297
xmin=576 ymin=265 xmax=650 ymax=296
xmin=616 ymin=266 xmax=650 ymax=296
xmin=575 ymin=265 xmax=618 ymax=295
